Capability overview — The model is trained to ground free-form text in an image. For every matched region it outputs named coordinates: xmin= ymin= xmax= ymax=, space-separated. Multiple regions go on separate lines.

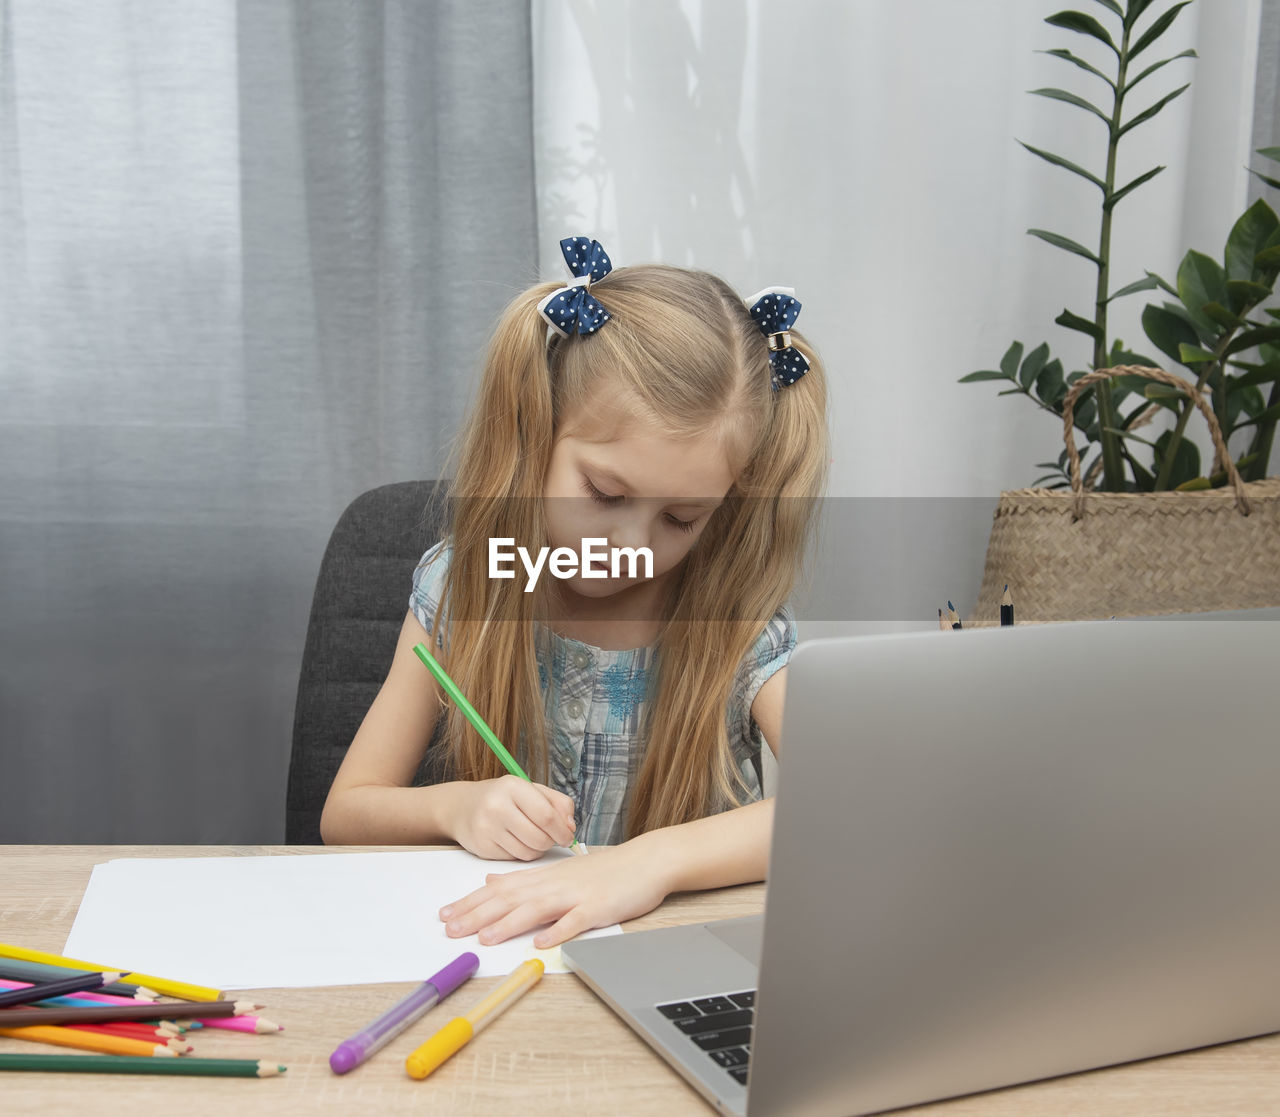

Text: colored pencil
xmin=198 ymin=1014 xmax=282 ymax=1035
xmin=0 ymin=1023 xmax=177 ymax=1057
xmin=0 ymin=960 xmax=148 ymax=998
xmin=0 ymin=978 xmax=155 ymax=1010
xmin=0 ymin=944 xmax=221 ymax=1003
xmin=69 ymin=1024 xmax=192 ymax=1052
xmin=1001 ymin=584 xmax=1015 ymax=626
xmin=938 ymin=607 xmax=947 ymax=631
xmin=0 ymin=1054 xmax=284 ymax=1077
xmin=0 ymin=999 xmax=257 ymax=1028
xmin=413 ymin=642 xmax=586 ymax=854
xmin=406 ymin=958 xmax=544 ymax=1080
xmin=947 ymin=600 xmax=963 ymax=630
xmin=0 ymin=971 xmax=127 ymax=1009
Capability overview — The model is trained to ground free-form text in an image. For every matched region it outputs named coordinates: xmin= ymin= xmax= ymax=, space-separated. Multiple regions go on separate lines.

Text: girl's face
xmin=542 ymin=395 xmax=736 ymax=601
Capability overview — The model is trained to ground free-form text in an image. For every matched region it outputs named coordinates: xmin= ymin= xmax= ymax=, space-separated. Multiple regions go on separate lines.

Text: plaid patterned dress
xmin=410 ymin=543 xmax=794 ymax=846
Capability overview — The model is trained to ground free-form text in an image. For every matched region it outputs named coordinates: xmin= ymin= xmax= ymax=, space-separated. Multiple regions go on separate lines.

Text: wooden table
xmin=2 ymin=846 xmax=1277 ymax=1116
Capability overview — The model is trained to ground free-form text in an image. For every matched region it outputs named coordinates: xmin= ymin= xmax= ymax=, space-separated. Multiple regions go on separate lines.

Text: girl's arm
xmin=319 ymin=612 xmax=577 ymax=855
xmin=437 ymin=667 xmax=789 ymax=946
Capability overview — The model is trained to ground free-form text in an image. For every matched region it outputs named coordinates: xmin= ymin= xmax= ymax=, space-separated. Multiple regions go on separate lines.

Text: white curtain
xmin=532 ymin=0 xmax=1268 ymax=632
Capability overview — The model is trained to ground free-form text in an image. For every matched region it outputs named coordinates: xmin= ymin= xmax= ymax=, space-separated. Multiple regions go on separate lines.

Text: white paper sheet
xmin=62 ymin=849 xmax=619 ymax=989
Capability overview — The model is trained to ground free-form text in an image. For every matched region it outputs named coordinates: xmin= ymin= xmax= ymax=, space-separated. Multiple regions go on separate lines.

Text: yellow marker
xmin=405 ymin=959 xmax=544 ymax=1080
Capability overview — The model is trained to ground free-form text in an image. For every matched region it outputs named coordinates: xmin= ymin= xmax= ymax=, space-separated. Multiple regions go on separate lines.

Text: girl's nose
xmin=607 ymin=509 xmax=650 ymax=556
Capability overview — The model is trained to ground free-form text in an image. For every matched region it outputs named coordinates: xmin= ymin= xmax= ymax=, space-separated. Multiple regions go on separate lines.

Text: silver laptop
xmin=562 ymin=616 xmax=1280 ymax=1116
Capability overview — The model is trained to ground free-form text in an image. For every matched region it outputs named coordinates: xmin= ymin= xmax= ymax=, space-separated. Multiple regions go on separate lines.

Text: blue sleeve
xmin=408 ymin=541 xmax=451 ymax=649
xmin=727 ymin=605 xmax=797 ymax=797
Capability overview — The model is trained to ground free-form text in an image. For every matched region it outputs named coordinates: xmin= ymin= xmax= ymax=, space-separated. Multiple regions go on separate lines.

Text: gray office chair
xmin=286 ymin=480 xmax=450 ymax=843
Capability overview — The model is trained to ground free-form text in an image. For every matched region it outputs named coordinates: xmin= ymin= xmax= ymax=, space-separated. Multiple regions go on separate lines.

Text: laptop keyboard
xmin=656 ymin=990 xmax=756 ymax=1086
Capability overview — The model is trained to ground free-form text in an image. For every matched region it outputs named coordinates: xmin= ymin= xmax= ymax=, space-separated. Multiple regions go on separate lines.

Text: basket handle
xmin=1060 ymin=365 xmax=1250 ymax=519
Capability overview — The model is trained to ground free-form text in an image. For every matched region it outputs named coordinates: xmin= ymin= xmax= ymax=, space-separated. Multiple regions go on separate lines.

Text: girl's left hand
xmin=438 ymin=840 xmax=670 ymax=948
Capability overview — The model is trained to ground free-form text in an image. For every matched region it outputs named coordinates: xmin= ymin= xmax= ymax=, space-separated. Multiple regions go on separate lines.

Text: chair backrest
xmin=286 ymin=480 xmax=449 ymax=843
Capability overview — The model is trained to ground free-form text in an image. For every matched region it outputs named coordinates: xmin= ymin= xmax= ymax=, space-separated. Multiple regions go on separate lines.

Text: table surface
xmin=2 ymin=846 xmax=1277 ymax=1116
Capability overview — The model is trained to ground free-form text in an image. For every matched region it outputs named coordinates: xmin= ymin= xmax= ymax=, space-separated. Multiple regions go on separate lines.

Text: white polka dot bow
xmin=745 ymin=287 xmax=811 ymax=390
xmin=537 ymin=236 xmax=614 ymax=339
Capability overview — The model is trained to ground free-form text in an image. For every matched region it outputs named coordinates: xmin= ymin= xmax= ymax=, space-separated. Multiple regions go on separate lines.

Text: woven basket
xmin=972 ymin=366 xmax=1280 ymax=624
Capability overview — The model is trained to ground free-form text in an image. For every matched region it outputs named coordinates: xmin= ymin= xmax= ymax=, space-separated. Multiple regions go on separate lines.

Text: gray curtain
xmin=0 ymin=0 xmax=537 ymax=842
xmin=1253 ymin=0 xmax=1280 ymax=204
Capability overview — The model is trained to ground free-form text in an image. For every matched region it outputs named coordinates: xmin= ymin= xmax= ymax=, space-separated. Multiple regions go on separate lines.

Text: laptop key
xmin=728 ymin=990 xmax=756 ymax=1008
xmin=710 ymin=1046 xmax=750 ymax=1068
xmin=656 ymin=1001 xmax=700 ymax=1020
xmin=691 ymin=1026 xmax=752 ymax=1051
xmin=729 ymin=1066 xmax=750 ymax=1085
xmin=675 ymin=1009 xmax=753 ymax=1035
xmin=692 ymin=995 xmax=737 ymax=1015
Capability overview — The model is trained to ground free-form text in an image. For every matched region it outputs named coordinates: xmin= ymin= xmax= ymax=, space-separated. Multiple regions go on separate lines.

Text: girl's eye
xmin=582 ymin=478 xmax=623 ymax=505
xmin=665 ymin=514 xmax=698 ymax=534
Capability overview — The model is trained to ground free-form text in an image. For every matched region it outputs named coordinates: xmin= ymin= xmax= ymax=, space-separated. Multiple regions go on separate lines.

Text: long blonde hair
xmin=437 ymin=264 xmax=828 ymax=837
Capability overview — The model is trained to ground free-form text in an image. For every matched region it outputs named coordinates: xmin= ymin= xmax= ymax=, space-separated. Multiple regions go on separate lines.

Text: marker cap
xmin=405 ymin=1017 xmax=472 ymax=1079
xmin=431 ymin=952 xmax=480 ymax=999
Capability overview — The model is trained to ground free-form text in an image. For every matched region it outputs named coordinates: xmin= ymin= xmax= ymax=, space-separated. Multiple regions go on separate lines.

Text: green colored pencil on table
xmin=0 ymin=1053 xmax=285 ymax=1077
xmin=413 ymin=642 xmax=586 ymax=855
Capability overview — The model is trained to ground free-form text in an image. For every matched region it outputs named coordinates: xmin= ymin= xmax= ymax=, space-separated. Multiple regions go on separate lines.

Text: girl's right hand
xmin=448 ymin=775 xmax=578 ymax=861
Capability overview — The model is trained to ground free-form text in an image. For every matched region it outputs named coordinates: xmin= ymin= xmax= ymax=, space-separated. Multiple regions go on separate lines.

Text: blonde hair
xmin=436 ymin=264 xmax=828 ymax=837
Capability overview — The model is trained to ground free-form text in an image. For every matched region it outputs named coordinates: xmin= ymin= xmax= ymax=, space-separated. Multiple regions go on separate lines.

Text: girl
xmin=321 ymin=238 xmax=828 ymax=949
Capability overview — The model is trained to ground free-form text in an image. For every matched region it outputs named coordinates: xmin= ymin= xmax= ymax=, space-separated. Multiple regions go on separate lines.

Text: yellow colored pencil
xmin=0 ymin=1023 xmax=179 ymax=1057
xmin=0 ymin=944 xmax=221 ymax=1003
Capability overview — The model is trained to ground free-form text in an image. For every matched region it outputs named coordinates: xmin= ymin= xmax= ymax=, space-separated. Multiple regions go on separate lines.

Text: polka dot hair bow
xmin=537 ymin=236 xmax=614 ymax=339
xmin=745 ymin=287 xmax=810 ymax=390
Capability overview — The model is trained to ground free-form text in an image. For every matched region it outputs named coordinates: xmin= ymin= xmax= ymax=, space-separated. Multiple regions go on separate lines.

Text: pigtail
xmin=437 ymin=283 xmax=565 ymax=785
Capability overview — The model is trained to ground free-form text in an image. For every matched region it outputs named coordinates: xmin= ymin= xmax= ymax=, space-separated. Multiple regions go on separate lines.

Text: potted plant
xmin=959 ymin=0 xmax=1280 ymax=623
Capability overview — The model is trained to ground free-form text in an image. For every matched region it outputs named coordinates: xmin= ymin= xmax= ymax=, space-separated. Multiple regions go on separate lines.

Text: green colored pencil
xmin=0 ymin=1053 xmax=285 ymax=1077
xmin=413 ymin=642 xmax=585 ymax=854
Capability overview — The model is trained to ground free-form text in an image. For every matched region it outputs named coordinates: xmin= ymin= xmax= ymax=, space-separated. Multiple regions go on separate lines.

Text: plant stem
xmin=1152 ymin=329 xmax=1237 ymax=489
xmin=1093 ymin=20 xmax=1131 ymax=492
xmin=1244 ymin=379 xmax=1279 ymax=481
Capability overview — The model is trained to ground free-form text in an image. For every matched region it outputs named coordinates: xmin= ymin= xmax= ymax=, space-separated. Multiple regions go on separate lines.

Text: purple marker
xmin=328 ymin=952 xmax=479 ymax=1074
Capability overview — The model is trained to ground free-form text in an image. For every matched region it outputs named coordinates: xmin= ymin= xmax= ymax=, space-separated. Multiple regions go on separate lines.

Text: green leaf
xmin=1030 ymin=229 xmax=1104 ymax=265
xmin=1227 ymin=359 xmax=1280 ymax=389
xmin=1142 ymin=303 xmax=1200 ymax=363
xmin=1178 ymin=343 xmax=1216 ymax=364
xmin=1146 ymin=269 xmax=1177 ymax=296
xmin=1073 ymin=396 xmax=1098 ymax=432
xmin=1038 ymin=48 xmax=1116 ymax=88
xmin=1224 ymin=325 xmax=1280 ymax=357
xmin=1255 ymin=244 xmax=1280 ymax=271
xmin=1225 ymin=198 xmax=1280 ymax=282
xmin=1018 ymin=142 xmax=1106 ymax=190
xmin=1125 ymin=0 xmax=1158 ymax=28
xmin=1129 ymin=1 xmax=1192 ymax=60
xmin=1108 ymin=275 xmax=1161 ymax=302
xmin=1046 ymin=10 xmax=1118 ymax=54
xmin=1102 ymin=425 xmax=1159 ymax=448
xmin=1118 ymin=83 xmax=1190 ymax=138
xmin=1258 ymin=146 xmax=1280 ymax=163
xmin=1144 ymin=382 xmax=1187 ymax=399
xmin=1029 ymin=87 xmax=1112 ymax=125
xmin=1105 ymin=165 xmax=1164 ymax=210
xmin=999 ymin=341 xmax=1025 ymax=379
xmin=959 ymin=370 xmax=1009 ymax=383
xmin=1203 ymin=302 xmax=1245 ymax=331
xmin=1153 ymin=427 xmax=1201 ymax=488
xmin=1124 ymin=48 xmax=1197 ymax=93
xmin=1174 ymin=476 xmax=1211 ymax=491
xmin=1226 ymin=279 xmax=1273 ymax=310
xmin=1090 ymin=0 xmax=1124 ymax=19
xmin=1035 ymin=358 xmax=1066 ymax=404
xmin=1056 ymin=308 xmax=1105 ymax=340
xmin=1019 ymin=342 xmax=1050 ymax=389
xmin=1232 ymin=400 xmax=1280 ymax=428
xmin=1250 ymin=169 xmax=1280 ymax=192
xmin=1177 ymin=250 xmax=1229 ymax=335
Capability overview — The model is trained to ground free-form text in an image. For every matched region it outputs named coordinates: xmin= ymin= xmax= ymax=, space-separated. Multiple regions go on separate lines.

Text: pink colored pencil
xmin=196 ymin=1014 xmax=282 ymax=1035
xmin=70 ymin=1023 xmax=192 ymax=1053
